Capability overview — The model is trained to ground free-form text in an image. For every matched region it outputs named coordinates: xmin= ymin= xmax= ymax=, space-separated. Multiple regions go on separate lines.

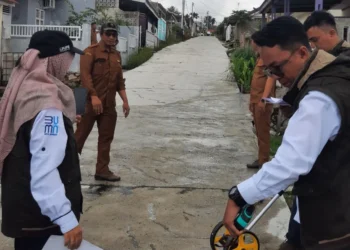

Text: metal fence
xmin=11 ymin=25 xmax=82 ymax=40
xmin=1 ymin=52 xmax=23 ymax=86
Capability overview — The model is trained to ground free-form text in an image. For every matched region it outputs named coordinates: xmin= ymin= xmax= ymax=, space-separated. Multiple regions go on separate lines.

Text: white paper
xmin=262 ymin=97 xmax=291 ymax=106
xmin=43 ymin=236 xmax=103 ymax=250
xmin=294 ymin=197 xmax=300 ymax=224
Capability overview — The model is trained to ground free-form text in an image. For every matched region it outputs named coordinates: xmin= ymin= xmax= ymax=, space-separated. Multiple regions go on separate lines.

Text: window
xmin=36 ymin=9 xmax=45 ymax=25
xmin=43 ymin=0 xmax=55 ymax=9
xmin=96 ymin=0 xmax=116 ymax=8
xmin=344 ymin=27 xmax=348 ymax=41
xmin=3 ymin=5 xmax=11 ymax=15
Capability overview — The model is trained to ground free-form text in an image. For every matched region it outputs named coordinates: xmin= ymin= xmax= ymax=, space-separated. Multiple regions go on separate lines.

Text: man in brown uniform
xmin=76 ymin=23 xmax=130 ymax=181
xmin=247 ymin=40 xmax=275 ymax=169
xmin=91 ymin=22 xmax=98 ymax=45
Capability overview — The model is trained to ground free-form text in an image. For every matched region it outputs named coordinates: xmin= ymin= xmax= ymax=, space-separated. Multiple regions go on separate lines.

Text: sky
xmin=154 ymin=0 xmax=265 ymax=23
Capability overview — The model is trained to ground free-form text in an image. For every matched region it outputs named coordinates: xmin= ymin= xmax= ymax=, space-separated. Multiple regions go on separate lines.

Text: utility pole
xmin=191 ymin=2 xmax=194 ymax=36
xmin=207 ymin=11 xmax=209 ymax=30
xmin=181 ymin=0 xmax=185 ymax=31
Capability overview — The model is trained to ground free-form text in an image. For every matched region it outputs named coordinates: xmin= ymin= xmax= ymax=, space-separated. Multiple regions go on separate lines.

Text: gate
xmin=1 ymin=52 xmax=23 ymax=86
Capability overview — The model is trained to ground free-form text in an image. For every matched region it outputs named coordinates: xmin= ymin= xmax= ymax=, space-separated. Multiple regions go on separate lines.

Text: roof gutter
xmin=250 ymin=0 xmax=273 ymax=14
xmin=129 ymin=0 xmax=159 ymax=18
xmin=0 ymin=0 xmax=16 ymax=6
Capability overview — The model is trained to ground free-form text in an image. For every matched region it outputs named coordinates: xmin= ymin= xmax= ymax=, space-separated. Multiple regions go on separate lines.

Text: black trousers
xmin=15 ymin=236 xmax=49 ymax=250
xmin=286 ymin=197 xmax=303 ymax=248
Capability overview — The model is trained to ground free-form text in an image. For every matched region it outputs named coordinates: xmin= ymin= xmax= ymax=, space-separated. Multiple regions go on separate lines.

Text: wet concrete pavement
xmin=0 ymin=37 xmax=289 ymax=249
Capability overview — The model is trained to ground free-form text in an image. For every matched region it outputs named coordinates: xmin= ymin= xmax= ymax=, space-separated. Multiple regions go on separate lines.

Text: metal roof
xmin=251 ymin=0 xmax=343 ymax=14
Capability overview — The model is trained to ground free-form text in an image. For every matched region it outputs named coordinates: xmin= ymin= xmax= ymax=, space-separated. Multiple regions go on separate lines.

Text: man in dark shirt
xmin=304 ymin=11 xmax=350 ymax=56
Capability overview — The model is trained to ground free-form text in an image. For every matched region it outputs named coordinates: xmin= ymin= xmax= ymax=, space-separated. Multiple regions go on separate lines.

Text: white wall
xmin=292 ymin=0 xmax=350 ymax=23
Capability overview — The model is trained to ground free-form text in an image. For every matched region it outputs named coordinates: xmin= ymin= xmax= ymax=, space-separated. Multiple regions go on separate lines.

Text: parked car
xmin=207 ymin=31 xmax=212 ymax=36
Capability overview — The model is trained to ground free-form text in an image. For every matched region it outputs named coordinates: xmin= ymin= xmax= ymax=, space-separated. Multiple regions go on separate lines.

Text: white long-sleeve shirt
xmin=238 ymin=91 xmax=341 ymax=223
xmin=29 ymin=108 xmax=78 ymax=234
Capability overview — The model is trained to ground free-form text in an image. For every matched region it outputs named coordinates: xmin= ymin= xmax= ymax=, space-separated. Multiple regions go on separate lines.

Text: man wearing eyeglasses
xmin=260 ymin=12 xmax=350 ymax=249
xmin=75 ymin=23 xmax=130 ymax=182
xmin=279 ymin=11 xmax=350 ymax=250
xmin=223 ymin=16 xmax=350 ymax=250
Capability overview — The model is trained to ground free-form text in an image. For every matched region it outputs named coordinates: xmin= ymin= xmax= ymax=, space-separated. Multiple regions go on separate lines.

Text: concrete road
xmin=0 ymin=37 xmax=289 ymax=249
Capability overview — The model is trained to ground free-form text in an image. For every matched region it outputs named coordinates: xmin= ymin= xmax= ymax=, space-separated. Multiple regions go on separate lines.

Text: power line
xmin=197 ymin=0 xmax=226 ymax=17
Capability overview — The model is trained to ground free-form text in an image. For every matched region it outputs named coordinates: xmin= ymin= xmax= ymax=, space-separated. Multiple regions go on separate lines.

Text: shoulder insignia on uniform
xmin=89 ymin=43 xmax=99 ymax=48
xmin=85 ymin=51 xmax=92 ymax=56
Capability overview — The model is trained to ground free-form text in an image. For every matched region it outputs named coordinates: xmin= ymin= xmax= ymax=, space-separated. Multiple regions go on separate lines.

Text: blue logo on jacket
xmin=44 ymin=116 xmax=59 ymax=136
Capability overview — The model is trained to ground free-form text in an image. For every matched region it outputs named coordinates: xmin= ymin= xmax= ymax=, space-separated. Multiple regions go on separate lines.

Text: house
xmin=93 ymin=0 xmax=160 ymax=47
xmin=0 ymin=0 xmax=16 ymax=89
xmin=11 ymin=0 xmax=95 ymax=26
xmin=7 ymin=0 xmax=95 ymax=54
xmin=1 ymin=0 xmax=16 ymax=40
xmin=118 ymin=0 xmax=159 ymax=47
xmin=1 ymin=0 xmax=96 ymax=84
xmin=149 ymin=1 xmax=167 ymax=41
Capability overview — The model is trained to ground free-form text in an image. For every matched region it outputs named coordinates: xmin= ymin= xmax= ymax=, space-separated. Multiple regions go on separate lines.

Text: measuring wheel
xmin=210 ymin=221 xmax=260 ymax=250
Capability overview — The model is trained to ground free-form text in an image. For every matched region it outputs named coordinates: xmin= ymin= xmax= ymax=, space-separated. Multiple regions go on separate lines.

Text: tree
xmin=216 ymin=22 xmax=225 ymax=41
xmin=204 ymin=15 xmax=216 ymax=29
xmin=228 ymin=10 xmax=252 ymax=29
xmin=191 ymin=12 xmax=199 ymax=19
xmin=65 ymin=0 xmax=95 ymax=26
xmin=65 ymin=2 xmax=130 ymax=28
xmin=185 ymin=14 xmax=191 ymax=27
xmin=167 ymin=6 xmax=180 ymax=15
xmin=228 ymin=10 xmax=253 ymax=46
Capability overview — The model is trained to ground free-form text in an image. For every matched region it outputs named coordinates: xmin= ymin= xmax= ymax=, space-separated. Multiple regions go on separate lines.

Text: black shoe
xmin=246 ymin=160 xmax=261 ymax=169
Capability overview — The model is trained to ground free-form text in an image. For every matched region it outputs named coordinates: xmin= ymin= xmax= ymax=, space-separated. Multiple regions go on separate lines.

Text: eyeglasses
xmin=105 ymin=31 xmax=117 ymax=38
xmin=264 ymin=50 xmax=297 ymax=78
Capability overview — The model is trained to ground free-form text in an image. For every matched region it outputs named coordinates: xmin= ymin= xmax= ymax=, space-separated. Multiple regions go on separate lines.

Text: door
xmin=139 ymin=13 xmax=147 ymax=47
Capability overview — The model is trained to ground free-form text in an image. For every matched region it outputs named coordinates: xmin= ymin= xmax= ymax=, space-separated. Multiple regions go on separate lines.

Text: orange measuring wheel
xmin=210 ymin=221 xmax=260 ymax=250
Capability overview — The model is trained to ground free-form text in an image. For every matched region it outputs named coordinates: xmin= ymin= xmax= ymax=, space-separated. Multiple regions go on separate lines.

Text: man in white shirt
xmin=280 ymin=11 xmax=350 ymax=250
xmin=223 ymin=16 xmax=350 ymax=250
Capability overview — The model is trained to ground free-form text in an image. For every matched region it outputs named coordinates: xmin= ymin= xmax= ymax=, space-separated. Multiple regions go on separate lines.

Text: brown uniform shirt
xmin=91 ymin=29 xmax=98 ymax=45
xmin=80 ymin=41 xmax=125 ymax=108
xmin=250 ymin=57 xmax=268 ymax=104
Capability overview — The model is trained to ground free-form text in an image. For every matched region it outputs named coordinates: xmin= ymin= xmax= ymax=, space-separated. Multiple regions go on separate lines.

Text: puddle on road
xmin=82 ymin=184 xmax=133 ymax=196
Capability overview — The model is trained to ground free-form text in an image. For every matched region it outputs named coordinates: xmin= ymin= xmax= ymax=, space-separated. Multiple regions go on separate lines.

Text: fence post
xmin=81 ymin=23 xmax=90 ymax=49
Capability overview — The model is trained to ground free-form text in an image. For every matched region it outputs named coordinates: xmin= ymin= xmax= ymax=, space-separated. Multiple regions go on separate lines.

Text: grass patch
xmin=124 ymin=47 xmax=154 ymax=70
xmin=123 ymin=35 xmax=184 ymax=70
xmin=270 ymin=135 xmax=283 ymax=156
xmin=155 ymin=35 xmax=182 ymax=52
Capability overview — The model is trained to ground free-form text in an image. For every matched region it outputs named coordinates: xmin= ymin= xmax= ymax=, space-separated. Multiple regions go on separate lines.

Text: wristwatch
xmin=228 ymin=186 xmax=247 ymax=208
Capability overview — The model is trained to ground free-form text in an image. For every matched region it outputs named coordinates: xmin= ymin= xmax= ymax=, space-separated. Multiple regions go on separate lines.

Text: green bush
xmin=155 ymin=35 xmax=182 ymax=52
xmin=124 ymin=47 xmax=154 ymax=70
xmin=270 ymin=135 xmax=283 ymax=156
xmin=231 ymin=47 xmax=256 ymax=61
xmin=230 ymin=47 xmax=256 ymax=93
